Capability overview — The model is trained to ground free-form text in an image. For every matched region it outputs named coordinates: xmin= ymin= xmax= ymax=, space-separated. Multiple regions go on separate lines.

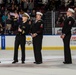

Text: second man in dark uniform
xmin=30 ymin=12 xmax=44 ymax=64
xmin=60 ymin=8 xmax=75 ymax=64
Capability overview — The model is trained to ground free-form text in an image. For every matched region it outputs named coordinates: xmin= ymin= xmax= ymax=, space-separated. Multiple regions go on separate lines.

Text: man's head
xmin=36 ymin=12 xmax=43 ymax=20
xmin=22 ymin=13 xmax=30 ymax=22
xmin=67 ymin=8 xmax=75 ymax=17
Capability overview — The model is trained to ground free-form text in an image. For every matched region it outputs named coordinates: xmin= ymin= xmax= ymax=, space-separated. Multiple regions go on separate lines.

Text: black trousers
xmin=13 ymin=35 xmax=26 ymax=62
xmin=33 ymin=35 xmax=43 ymax=63
xmin=63 ymin=33 xmax=72 ymax=63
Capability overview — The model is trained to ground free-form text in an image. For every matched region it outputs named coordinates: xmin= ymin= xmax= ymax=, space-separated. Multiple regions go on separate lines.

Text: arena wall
xmin=0 ymin=35 xmax=76 ymax=50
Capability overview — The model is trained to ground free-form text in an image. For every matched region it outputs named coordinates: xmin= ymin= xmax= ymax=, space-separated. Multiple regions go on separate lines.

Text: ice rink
xmin=0 ymin=50 xmax=76 ymax=75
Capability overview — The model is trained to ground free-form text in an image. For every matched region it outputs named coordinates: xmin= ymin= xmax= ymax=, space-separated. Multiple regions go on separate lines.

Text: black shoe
xmin=34 ymin=62 xmax=42 ymax=64
xmin=33 ymin=62 xmax=36 ymax=64
xmin=12 ymin=61 xmax=18 ymax=64
xmin=22 ymin=61 xmax=25 ymax=64
xmin=63 ymin=62 xmax=72 ymax=64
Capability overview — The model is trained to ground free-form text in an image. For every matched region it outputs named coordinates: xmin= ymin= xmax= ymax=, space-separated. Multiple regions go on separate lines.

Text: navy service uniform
xmin=62 ymin=16 xmax=75 ymax=64
xmin=31 ymin=19 xmax=44 ymax=64
xmin=13 ymin=21 xmax=30 ymax=63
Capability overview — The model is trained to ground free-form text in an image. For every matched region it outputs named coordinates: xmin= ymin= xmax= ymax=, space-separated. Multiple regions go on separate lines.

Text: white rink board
xmin=0 ymin=36 xmax=1 ymax=48
xmin=0 ymin=35 xmax=76 ymax=50
xmin=6 ymin=36 xmax=15 ymax=47
xmin=5 ymin=35 xmax=76 ymax=47
xmin=5 ymin=35 xmax=63 ymax=47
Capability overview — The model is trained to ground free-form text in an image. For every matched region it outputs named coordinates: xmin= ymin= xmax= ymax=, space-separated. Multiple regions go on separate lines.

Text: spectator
xmin=21 ymin=0 xmax=25 ymax=11
xmin=67 ymin=0 xmax=74 ymax=7
xmin=0 ymin=0 xmax=3 ymax=7
xmin=27 ymin=9 xmax=31 ymax=16
xmin=56 ymin=13 xmax=65 ymax=27
xmin=2 ymin=13 xmax=8 ymax=24
xmin=1 ymin=7 xmax=5 ymax=17
xmin=12 ymin=10 xmax=19 ymax=32
xmin=7 ymin=0 xmax=12 ymax=4
xmin=10 ymin=5 xmax=16 ymax=12
xmin=28 ymin=0 xmax=34 ymax=13
xmin=55 ymin=0 xmax=61 ymax=10
xmin=0 ymin=23 xmax=4 ymax=34
xmin=17 ymin=0 xmax=21 ymax=4
xmin=31 ymin=9 xmax=36 ymax=20
xmin=31 ymin=9 xmax=36 ymax=17
xmin=23 ymin=0 xmax=28 ymax=12
xmin=5 ymin=13 xmax=12 ymax=34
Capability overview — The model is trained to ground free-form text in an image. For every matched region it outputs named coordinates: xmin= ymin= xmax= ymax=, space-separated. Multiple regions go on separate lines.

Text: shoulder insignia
xmin=69 ymin=21 xmax=71 ymax=25
xmin=40 ymin=24 xmax=43 ymax=28
xmin=22 ymin=30 xmax=25 ymax=34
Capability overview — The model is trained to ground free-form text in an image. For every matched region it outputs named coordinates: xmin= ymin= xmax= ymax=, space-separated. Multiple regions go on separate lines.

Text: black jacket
xmin=62 ymin=17 xmax=75 ymax=35
xmin=17 ymin=21 xmax=30 ymax=36
xmin=31 ymin=20 xmax=44 ymax=35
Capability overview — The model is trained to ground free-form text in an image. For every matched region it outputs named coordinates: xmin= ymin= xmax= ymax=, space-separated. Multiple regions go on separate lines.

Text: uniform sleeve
xmin=36 ymin=21 xmax=44 ymax=35
xmin=25 ymin=24 xmax=30 ymax=35
xmin=28 ymin=20 xmax=33 ymax=34
xmin=20 ymin=21 xmax=30 ymax=35
xmin=21 ymin=25 xmax=26 ymax=34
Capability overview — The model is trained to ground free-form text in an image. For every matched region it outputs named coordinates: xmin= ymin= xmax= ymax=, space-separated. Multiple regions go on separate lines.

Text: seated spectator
xmin=12 ymin=10 xmax=19 ymax=32
xmin=23 ymin=0 xmax=28 ymax=12
xmin=5 ymin=13 xmax=12 ymax=34
xmin=10 ymin=5 xmax=16 ymax=13
xmin=28 ymin=0 xmax=34 ymax=13
xmin=0 ymin=0 xmax=3 ymax=7
xmin=27 ymin=9 xmax=31 ymax=16
xmin=31 ymin=9 xmax=36 ymax=21
xmin=1 ymin=7 xmax=5 ymax=17
xmin=55 ymin=13 xmax=65 ymax=27
xmin=0 ymin=23 xmax=4 ymax=34
xmin=2 ymin=13 xmax=8 ymax=24
xmin=31 ymin=9 xmax=36 ymax=17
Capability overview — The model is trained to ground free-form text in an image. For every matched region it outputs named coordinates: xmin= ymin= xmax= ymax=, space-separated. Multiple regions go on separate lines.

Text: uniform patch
xmin=40 ymin=24 xmax=43 ymax=28
xmin=22 ymin=26 xmax=25 ymax=28
xmin=69 ymin=21 xmax=71 ymax=25
xmin=22 ymin=30 xmax=25 ymax=34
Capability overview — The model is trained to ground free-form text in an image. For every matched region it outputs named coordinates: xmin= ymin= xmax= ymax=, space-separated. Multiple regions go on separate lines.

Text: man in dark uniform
xmin=30 ymin=12 xmax=44 ymax=64
xmin=60 ymin=8 xmax=75 ymax=64
xmin=12 ymin=13 xmax=30 ymax=64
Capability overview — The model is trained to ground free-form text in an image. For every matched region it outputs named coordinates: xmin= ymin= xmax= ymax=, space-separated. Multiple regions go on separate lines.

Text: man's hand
xmin=31 ymin=33 xmax=37 ymax=38
xmin=18 ymin=28 xmax=22 ymax=32
xmin=60 ymin=34 xmax=65 ymax=39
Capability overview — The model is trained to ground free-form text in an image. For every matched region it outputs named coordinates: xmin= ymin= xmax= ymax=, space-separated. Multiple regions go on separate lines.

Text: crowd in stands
xmin=0 ymin=0 xmax=36 ymax=35
xmin=0 ymin=0 xmax=76 ymax=35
